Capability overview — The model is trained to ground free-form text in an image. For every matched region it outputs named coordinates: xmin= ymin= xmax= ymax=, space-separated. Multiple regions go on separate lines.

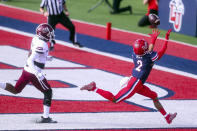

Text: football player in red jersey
xmin=138 ymin=0 xmax=159 ymax=27
xmin=81 ymin=29 xmax=177 ymax=124
xmin=0 ymin=23 xmax=57 ymax=123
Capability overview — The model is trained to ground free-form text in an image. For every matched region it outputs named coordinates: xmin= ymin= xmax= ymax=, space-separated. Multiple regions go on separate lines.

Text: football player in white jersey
xmin=0 ymin=23 xmax=57 ymax=123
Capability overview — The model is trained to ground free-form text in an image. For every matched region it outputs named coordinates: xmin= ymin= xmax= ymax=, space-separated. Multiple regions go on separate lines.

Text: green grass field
xmin=1 ymin=0 xmax=197 ymax=45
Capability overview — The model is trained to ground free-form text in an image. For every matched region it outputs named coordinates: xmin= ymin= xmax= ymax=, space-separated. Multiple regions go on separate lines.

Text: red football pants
xmin=15 ymin=70 xmax=51 ymax=93
xmin=96 ymin=77 xmax=157 ymax=103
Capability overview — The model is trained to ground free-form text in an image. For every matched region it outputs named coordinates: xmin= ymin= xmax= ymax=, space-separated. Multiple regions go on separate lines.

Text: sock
xmin=0 ymin=82 xmax=6 ymax=89
xmin=96 ymin=88 xmax=115 ymax=102
xmin=153 ymin=98 xmax=167 ymax=117
xmin=43 ymin=105 xmax=50 ymax=118
xmin=159 ymin=108 xmax=167 ymax=116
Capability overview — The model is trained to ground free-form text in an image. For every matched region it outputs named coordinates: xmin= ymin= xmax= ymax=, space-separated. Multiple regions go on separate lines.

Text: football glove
xmin=50 ymin=39 xmax=56 ymax=51
xmin=148 ymin=29 xmax=160 ymax=45
xmin=165 ymin=29 xmax=172 ymax=40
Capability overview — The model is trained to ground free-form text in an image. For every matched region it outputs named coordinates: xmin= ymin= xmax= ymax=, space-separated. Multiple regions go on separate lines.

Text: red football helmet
xmin=36 ymin=23 xmax=54 ymax=41
xmin=133 ymin=39 xmax=148 ymax=55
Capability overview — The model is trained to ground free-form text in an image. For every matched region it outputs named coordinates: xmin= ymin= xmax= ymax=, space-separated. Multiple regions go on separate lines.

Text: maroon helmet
xmin=133 ymin=39 xmax=148 ymax=55
xmin=36 ymin=23 xmax=54 ymax=41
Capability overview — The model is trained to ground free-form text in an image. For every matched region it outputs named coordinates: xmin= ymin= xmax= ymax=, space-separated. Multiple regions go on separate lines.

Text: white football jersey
xmin=24 ymin=36 xmax=50 ymax=74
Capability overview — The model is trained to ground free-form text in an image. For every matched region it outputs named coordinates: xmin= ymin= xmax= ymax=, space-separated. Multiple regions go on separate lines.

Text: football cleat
xmin=80 ymin=82 xmax=96 ymax=91
xmin=73 ymin=42 xmax=83 ymax=48
xmin=36 ymin=116 xmax=57 ymax=123
xmin=165 ymin=112 xmax=177 ymax=124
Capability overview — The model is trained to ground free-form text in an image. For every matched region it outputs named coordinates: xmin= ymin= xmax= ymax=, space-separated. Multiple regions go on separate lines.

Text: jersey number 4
xmin=136 ymin=60 xmax=142 ymax=72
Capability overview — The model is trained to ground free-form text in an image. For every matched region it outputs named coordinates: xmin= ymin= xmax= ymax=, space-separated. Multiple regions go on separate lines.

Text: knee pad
xmin=43 ymin=89 xmax=52 ymax=106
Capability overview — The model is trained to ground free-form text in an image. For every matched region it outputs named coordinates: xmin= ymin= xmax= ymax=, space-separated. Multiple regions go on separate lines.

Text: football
xmin=148 ymin=14 xmax=160 ymax=25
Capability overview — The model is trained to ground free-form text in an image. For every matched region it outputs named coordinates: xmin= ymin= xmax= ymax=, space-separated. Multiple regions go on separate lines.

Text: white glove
xmin=47 ymin=56 xmax=53 ymax=61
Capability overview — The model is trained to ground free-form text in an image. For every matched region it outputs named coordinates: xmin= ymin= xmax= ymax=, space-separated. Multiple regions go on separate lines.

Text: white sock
xmin=43 ymin=105 xmax=50 ymax=118
xmin=0 ymin=82 xmax=6 ymax=89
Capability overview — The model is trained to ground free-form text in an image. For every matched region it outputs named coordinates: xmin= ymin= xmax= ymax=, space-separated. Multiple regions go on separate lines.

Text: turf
xmin=0 ymin=0 xmax=197 ymax=45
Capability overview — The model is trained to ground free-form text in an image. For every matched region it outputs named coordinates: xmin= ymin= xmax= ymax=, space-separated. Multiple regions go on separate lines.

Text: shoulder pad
xmin=32 ymin=37 xmax=48 ymax=53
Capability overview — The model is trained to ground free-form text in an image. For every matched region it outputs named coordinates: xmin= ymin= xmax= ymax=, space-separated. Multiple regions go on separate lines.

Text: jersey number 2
xmin=136 ymin=60 xmax=142 ymax=72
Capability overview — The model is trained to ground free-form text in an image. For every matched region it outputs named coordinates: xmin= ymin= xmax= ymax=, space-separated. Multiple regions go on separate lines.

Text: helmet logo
xmin=42 ymin=27 xmax=50 ymax=33
xmin=134 ymin=43 xmax=139 ymax=48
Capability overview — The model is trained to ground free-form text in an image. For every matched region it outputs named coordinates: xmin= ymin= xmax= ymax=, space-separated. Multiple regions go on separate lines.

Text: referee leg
xmin=48 ymin=15 xmax=58 ymax=30
xmin=59 ymin=12 xmax=76 ymax=43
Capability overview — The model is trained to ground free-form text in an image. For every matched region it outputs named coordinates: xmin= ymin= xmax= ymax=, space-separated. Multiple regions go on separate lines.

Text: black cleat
xmin=73 ymin=42 xmax=83 ymax=48
xmin=36 ymin=116 xmax=57 ymax=123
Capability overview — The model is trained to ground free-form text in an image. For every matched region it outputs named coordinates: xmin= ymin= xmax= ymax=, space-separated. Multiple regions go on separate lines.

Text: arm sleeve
xmin=157 ymin=40 xmax=168 ymax=60
xmin=40 ymin=0 xmax=46 ymax=8
xmin=150 ymin=51 xmax=158 ymax=62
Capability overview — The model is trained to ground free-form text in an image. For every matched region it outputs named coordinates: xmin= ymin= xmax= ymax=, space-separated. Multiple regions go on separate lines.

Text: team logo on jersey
xmin=169 ymin=0 xmax=184 ymax=32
